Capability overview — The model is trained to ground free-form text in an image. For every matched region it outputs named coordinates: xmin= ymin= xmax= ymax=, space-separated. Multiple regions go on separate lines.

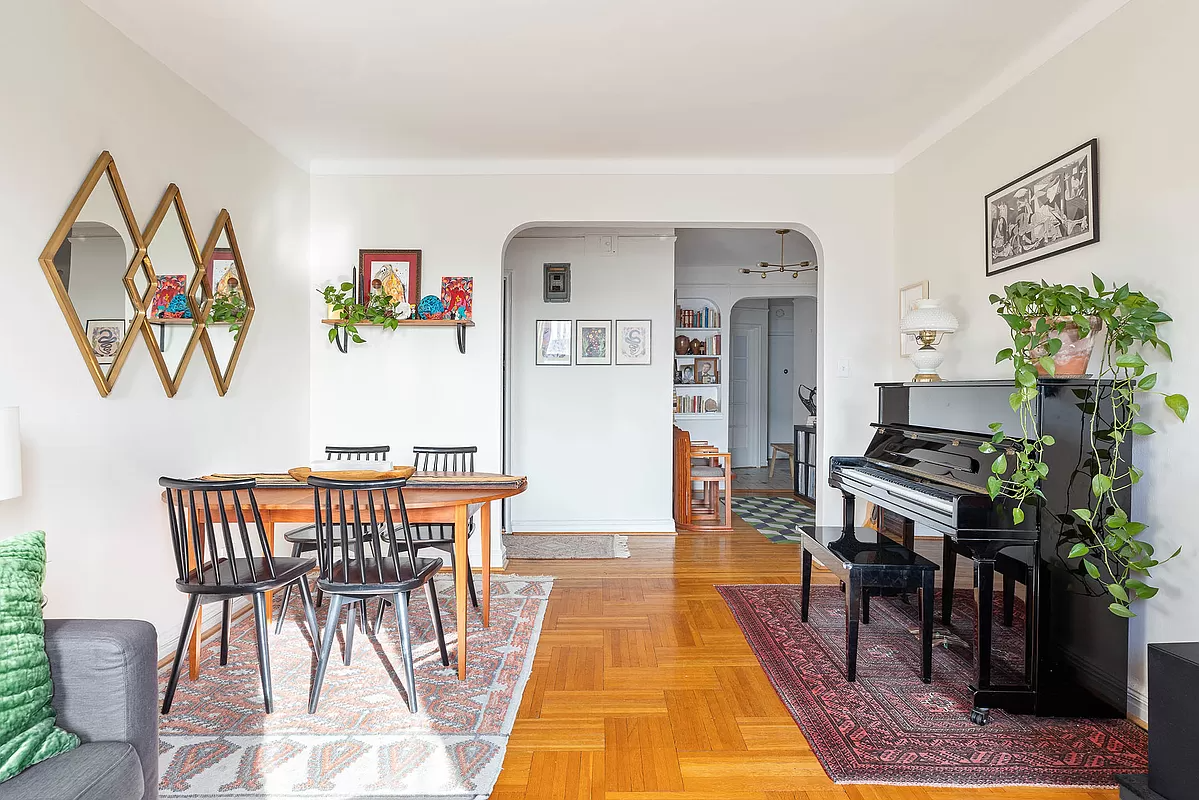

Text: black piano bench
xmin=800 ymin=525 xmax=939 ymax=683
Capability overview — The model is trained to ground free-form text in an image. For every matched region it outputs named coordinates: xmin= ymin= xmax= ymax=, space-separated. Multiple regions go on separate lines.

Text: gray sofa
xmin=0 ymin=620 xmax=158 ymax=800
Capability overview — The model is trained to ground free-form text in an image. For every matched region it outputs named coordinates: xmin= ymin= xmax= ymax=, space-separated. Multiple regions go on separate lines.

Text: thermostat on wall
xmin=544 ymin=263 xmax=570 ymax=303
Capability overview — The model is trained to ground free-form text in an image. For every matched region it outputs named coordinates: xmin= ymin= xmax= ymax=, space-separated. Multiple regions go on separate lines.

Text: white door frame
xmin=730 ymin=322 xmax=763 ymax=469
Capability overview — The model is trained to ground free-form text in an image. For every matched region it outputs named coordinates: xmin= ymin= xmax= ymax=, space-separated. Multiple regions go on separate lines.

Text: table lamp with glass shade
xmin=0 ymin=407 xmax=21 ymax=501
xmin=900 ymin=299 xmax=959 ymax=382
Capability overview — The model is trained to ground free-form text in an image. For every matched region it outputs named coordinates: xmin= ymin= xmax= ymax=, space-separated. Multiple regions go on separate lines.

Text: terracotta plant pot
xmin=1030 ymin=315 xmax=1102 ymax=377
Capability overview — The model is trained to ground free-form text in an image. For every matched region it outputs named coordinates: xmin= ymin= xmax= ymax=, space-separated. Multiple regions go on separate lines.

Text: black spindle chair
xmin=373 ymin=445 xmax=481 ymax=632
xmin=307 ymin=475 xmax=449 ymax=714
xmin=275 ymin=444 xmax=390 ymax=632
xmin=160 ymin=477 xmax=320 ymax=714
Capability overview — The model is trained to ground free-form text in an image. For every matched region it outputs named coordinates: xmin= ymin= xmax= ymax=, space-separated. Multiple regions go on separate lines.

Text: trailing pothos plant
xmin=209 ymin=290 xmax=247 ymax=341
xmin=984 ymin=276 xmax=1188 ymax=618
xmin=319 ymin=282 xmax=405 ymax=345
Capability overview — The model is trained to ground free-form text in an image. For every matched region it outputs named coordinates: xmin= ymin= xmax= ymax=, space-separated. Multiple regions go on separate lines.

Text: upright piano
xmin=830 ymin=379 xmax=1130 ymax=723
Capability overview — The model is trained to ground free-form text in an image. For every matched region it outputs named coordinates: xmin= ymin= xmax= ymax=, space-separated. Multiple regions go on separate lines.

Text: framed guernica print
xmin=985 ymin=139 xmax=1099 ymax=276
xmin=535 ymin=320 xmax=572 ymax=365
xmin=615 ymin=319 xmax=651 ymax=365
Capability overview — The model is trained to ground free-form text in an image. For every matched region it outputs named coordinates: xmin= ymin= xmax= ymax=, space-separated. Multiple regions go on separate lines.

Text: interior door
xmin=767 ymin=330 xmax=795 ymax=455
xmin=729 ymin=324 xmax=762 ymax=468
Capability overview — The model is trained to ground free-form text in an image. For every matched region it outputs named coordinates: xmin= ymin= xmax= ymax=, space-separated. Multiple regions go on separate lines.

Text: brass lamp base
xmin=912 ymin=372 xmax=943 ymax=383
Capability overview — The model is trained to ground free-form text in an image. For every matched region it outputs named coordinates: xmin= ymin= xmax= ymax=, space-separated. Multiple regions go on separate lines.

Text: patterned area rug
xmin=730 ymin=495 xmax=816 ymax=542
xmin=717 ymin=584 xmax=1148 ymax=787
xmin=159 ymin=575 xmax=552 ymax=799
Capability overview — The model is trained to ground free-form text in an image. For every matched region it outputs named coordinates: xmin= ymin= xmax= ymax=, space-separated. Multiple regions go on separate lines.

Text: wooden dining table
xmin=175 ymin=471 xmax=527 ymax=681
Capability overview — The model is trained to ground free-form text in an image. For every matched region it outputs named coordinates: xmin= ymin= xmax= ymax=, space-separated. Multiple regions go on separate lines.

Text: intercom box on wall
xmin=544 ymin=263 xmax=570 ymax=303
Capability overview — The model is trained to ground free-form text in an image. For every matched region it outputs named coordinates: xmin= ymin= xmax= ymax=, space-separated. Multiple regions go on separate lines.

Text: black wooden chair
xmin=371 ymin=445 xmax=479 ymax=633
xmin=159 ymin=477 xmax=320 ymax=714
xmin=274 ymin=444 xmax=389 ymax=632
xmin=307 ymin=474 xmax=449 ymax=714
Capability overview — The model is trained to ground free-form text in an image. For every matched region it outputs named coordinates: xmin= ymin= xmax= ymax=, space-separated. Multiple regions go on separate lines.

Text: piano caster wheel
xmin=970 ymin=707 xmax=991 ymax=726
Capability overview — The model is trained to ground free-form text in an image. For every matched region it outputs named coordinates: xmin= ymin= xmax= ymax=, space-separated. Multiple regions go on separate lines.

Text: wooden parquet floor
xmin=493 ymin=512 xmax=1117 ymax=800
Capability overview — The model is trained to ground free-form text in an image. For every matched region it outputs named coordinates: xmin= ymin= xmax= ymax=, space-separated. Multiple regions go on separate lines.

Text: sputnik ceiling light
xmin=739 ymin=229 xmax=818 ymax=279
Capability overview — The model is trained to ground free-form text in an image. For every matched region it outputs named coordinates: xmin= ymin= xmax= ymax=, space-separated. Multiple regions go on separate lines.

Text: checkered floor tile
xmin=730 ymin=495 xmax=816 ymax=543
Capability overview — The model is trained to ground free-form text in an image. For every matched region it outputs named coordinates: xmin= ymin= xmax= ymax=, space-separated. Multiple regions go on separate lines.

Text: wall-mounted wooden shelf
xmin=321 ymin=318 xmax=475 ymax=354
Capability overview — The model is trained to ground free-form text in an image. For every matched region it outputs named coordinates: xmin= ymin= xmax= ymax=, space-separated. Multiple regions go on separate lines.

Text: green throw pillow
xmin=0 ymin=531 xmax=79 ymax=783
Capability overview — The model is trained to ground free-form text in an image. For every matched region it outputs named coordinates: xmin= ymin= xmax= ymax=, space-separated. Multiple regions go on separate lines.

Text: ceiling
xmin=80 ymin=0 xmax=1103 ymax=169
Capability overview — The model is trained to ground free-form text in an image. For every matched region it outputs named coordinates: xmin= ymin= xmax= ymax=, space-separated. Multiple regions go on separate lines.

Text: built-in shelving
xmin=674 ymin=298 xmax=723 ymax=420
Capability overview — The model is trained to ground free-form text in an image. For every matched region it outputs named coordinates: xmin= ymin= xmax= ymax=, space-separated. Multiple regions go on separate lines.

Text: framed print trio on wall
xmin=535 ymin=319 xmax=651 ymax=366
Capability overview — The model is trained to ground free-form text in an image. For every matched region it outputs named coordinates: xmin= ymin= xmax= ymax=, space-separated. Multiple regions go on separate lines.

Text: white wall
xmin=0 ymin=1 xmax=310 ymax=647
xmin=894 ymin=0 xmax=1196 ymax=716
xmin=504 ymin=230 xmax=675 ymax=532
xmin=311 ymin=174 xmax=895 ymax=545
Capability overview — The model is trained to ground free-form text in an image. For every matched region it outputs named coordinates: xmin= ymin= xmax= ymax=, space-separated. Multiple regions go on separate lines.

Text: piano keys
xmin=829 ymin=378 xmax=1131 ymax=723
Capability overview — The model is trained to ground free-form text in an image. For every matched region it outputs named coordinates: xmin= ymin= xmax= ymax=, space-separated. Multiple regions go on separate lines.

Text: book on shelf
xmin=672 ymin=392 xmax=720 ymax=415
xmin=671 ymin=333 xmax=721 ymax=357
xmin=675 ymin=305 xmax=720 ymax=329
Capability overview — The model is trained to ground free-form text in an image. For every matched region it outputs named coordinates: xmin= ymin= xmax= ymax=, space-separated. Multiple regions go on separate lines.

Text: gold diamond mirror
xmin=141 ymin=184 xmax=207 ymax=397
xmin=38 ymin=151 xmax=148 ymax=397
xmin=198 ymin=210 xmax=253 ymax=396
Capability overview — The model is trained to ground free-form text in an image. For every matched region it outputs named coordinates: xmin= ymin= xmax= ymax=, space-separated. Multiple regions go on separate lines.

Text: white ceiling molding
xmin=894 ymin=0 xmax=1133 ymax=169
xmin=309 ymin=157 xmax=896 ymax=177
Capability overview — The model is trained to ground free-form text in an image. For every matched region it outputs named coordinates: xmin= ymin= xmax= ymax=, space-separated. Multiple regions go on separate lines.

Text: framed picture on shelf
xmin=151 ymin=274 xmax=191 ymax=319
xmin=694 ymin=356 xmax=719 ymax=384
xmin=575 ymin=320 xmax=611 ymax=365
xmin=615 ymin=319 xmax=651 ymax=365
xmin=441 ymin=276 xmax=473 ymax=320
xmin=84 ymin=319 xmax=125 ymax=366
xmin=205 ymin=248 xmax=239 ymax=299
xmin=358 ymin=249 xmax=421 ymax=306
xmin=985 ymin=138 xmax=1099 ymax=276
xmin=899 ymin=281 xmax=928 ymax=356
xmin=680 ymin=365 xmax=695 ymax=384
xmin=535 ymin=320 xmax=572 ymax=365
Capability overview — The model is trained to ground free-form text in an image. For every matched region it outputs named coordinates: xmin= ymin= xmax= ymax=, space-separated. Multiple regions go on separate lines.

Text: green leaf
xmin=1068 ymin=543 xmax=1091 ymax=559
xmin=1038 ymin=356 xmax=1056 ymax=375
xmin=1159 ymin=340 xmax=1174 ymax=360
xmin=1115 ymin=353 xmax=1146 ymax=369
xmin=1072 ymin=315 xmax=1091 ymax=338
xmin=1091 ymin=473 xmax=1113 ymax=497
xmin=1001 ymin=313 xmax=1027 ymax=332
xmin=1012 ymin=507 xmax=1025 ymax=525
xmin=1073 ymin=508 xmax=1093 ymax=522
xmin=1084 ymin=559 xmax=1101 ymax=579
xmin=1138 ymin=373 xmax=1158 ymax=390
xmin=995 ymin=348 xmax=1014 ymax=364
xmin=1108 ymin=603 xmax=1136 ymax=618
xmin=1093 ymin=274 xmax=1105 ymax=293
xmin=1129 ymin=465 xmax=1144 ymax=484
xmin=341 ymin=282 xmax=354 ymax=291
xmin=988 ymin=422 xmax=1003 ymax=432
xmin=1009 ymin=392 xmax=1023 ymax=412
xmin=328 ymin=327 xmax=337 ymax=343
xmin=1016 ymin=367 xmax=1037 ymax=388
xmin=1035 ymin=318 xmax=1049 ymax=334
xmin=1123 ymin=522 xmax=1147 ymax=537
xmin=1046 ymin=337 xmax=1063 ymax=356
xmin=1129 ymin=422 xmax=1156 ymax=436
xmin=986 ymin=475 xmax=1002 ymax=500
xmin=1035 ymin=462 xmax=1049 ymax=477
xmin=978 ymin=442 xmax=996 ymax=454
xmin=1107 ymin=583 xmax=1129 ymax=603
xmin=1041 ymin=434 xmax=1056 ymax=446
xmin=1126 ymin=580 xmax=1158 ymax=599
xmin=1165 ymin=393 xmax=1189 ymax=421
xmin=991 ymin=452 xmax=1008 ymax=474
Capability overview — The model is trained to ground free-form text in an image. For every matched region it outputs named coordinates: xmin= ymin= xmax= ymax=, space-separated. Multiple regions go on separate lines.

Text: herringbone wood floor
xmin=492 ymin=512 xmax=1118 ymax=800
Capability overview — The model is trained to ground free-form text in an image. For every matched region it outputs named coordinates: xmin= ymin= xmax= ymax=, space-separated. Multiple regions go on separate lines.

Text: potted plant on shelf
xmin=209 ymin=289 xmax=247 ymax=341
xmin=319 ymin=281 xmax=411 ymax=349
xmin=984 ymin=276 xmax=1187 ymax=617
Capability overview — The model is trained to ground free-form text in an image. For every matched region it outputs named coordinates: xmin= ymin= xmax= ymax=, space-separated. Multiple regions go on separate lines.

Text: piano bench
xmin=800 ymin=525 xmax=939 ymax=684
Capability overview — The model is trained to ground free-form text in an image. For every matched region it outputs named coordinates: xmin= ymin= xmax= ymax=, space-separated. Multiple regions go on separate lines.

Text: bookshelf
xmin=673 ymin=298 xmax=723 ymax=419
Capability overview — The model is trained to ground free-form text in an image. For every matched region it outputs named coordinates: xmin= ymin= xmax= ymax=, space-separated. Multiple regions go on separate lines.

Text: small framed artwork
xmin=680 ymin=365 xmax=695 ymax=384
xmin=535 ymin=320 xmax=572 ymax=365
xmin=694 ymin=356 xmax=719 ymax=384
xmin=986 ymin=138 xmax=1099 ymax=276
xmin=205 ymin=248 xmax=239 ymax=299
xmin=359 ymin=249 xmax=421 ymax=306
xmin=84 ymin=319 xmax=126 ymax=366
xmin=441 ymin=276 xmax=473 ymax=320
xmin=151 ymin=274 xmax=191 ymax=319
xmin=576 ymin=320 xmax=612 ymax=365
xmin=899 ymin=281 xmax=929 ymax=356
xmin=615 ymin=319 xmax=651 ymax=365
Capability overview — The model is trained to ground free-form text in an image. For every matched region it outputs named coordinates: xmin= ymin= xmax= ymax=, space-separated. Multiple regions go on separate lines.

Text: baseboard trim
xmin=512 ymin=519 xmax=676 ymax=533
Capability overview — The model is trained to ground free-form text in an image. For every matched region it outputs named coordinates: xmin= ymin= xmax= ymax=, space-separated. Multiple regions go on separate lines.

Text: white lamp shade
xmin=0 ymin=407 xmax=21 ymax=501
xmin=900 ymin=299 xmax=959 ymax=334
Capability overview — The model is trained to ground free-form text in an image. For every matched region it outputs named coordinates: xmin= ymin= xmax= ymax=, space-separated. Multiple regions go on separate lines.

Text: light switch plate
xmin=837 ymin=358 xmax=851 ymax=377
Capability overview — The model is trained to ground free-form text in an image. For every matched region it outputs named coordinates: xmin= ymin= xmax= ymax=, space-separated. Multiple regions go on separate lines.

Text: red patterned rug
xmin=717 ymin=584 xmax=1148 ymax=787
xmin=158 ymin=575 xmax=552 ymax=798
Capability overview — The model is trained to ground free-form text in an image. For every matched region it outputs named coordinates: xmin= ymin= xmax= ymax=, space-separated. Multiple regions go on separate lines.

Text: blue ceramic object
xmin=417 ymin=295 xmax=445 ymax=319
